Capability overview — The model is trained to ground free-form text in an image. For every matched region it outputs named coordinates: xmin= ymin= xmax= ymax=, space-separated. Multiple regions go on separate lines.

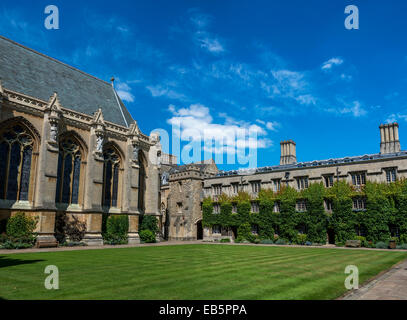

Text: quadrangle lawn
xmin=0 ymin=244 xmax=406 ymax=300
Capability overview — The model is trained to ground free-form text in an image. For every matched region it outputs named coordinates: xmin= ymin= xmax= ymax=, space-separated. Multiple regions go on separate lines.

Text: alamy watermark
xmin=344 ymin=265 xmax=359 ymax=290
xmin=44 ymin=5 xmax=59 ymax=30
xmin=345 ymin=5 xmax=359 ymax=30
xmin=44 ymin=265 xmax=59 ymax=290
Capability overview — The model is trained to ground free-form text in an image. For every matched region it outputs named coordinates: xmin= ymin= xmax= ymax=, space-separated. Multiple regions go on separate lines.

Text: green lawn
xmin=0 ymin=244 xmax=406 ymax=300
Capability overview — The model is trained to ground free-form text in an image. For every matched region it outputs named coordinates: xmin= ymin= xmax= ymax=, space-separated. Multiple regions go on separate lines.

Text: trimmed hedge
xmin=203 ymin=180 xmax=407 ymax=246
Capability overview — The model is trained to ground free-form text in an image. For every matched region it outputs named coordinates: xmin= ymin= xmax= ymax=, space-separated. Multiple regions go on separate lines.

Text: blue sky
xmin=1 ymin=0 xmax=407 ymax=170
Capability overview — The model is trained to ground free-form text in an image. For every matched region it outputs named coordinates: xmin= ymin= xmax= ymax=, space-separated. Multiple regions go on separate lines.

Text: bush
xmin=260 ymin=239 xmax=274 ymax=244
xmin=103 ymin=215 xmax=128 ymax=245
xmin=6 ymin=212 xmax=38 ymax=247
xmin=296 ymin=233 xmax=307 ymax=245
xmin=355 ymin=236 xmax=368 ymax=247
xmin=396 ymin=243 xmax=407 ymax=250
xmin=63 ymin=215 xmax=86 ymax=242
xmin=400 ymin=234 xmax=407 ymax=244
xmin=305 ymin=241 xmax=312 ymax=246
xmin=275 ymin=238 xmax=286 ymax=245
xmin=140 ymin=215 xmax=159 ymax=234
xmin=139 ymin=229 xmax=156 ymax=243
xmin=253 ymin=237 xmax=261 ymax=244
xmin=376 ymin=241 xmax=387 ymax=249
xmin=220 ymin=238 xmax=230 ymax=243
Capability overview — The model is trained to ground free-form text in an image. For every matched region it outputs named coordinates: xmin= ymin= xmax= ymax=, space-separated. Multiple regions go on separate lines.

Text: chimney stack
xmin=380 ymin=123 xmax=400 ymax=154
xmin=280 ymin=140 xmax=297 ymax=165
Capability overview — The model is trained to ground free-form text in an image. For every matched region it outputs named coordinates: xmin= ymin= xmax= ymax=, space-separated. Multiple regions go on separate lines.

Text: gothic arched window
xmin=138 ymin=150 xmax=146 ymax=213
xmin=55 ymin=138 xmax=82 ymax=205
xmin=0 ymin=124 xmax=34 ymax=201
xmin=102 ymin=146 xmax=120 ymax=208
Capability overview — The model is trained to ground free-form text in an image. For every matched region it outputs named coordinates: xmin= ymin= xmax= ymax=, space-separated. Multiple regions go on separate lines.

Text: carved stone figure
xmin=96 ymin=135 xmax=104 ymax=152
xmin=50 ymin=122 xmax=58 ymax=142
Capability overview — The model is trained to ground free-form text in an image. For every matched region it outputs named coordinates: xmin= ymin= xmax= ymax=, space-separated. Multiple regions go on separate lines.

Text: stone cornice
xmin=3 ymin=88 xmax=153 ymax=144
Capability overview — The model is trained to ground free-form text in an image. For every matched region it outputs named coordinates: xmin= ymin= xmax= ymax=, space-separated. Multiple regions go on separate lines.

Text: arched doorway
xmin=327 ymin=228 xmax=335 ymax=244
xmin=196 ymin=220 xmax=203 ymax=240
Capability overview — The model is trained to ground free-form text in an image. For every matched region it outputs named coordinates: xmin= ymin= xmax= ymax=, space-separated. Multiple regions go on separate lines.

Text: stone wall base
xmin=82 ymin=232 xmax=104 ymax=246
xmin=128 ymin=232 xmax=140 ymax=244
xmin=168 ymin=236 xmax=197 ymax=241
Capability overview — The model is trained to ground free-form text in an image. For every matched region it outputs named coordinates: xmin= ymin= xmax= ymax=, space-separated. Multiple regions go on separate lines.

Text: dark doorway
xmin=231 ymin=226 xmax=238 ymax=239
xmin=327 ymin=228 xmax=335 ymax=244
xmin=196 ymin=220 xmax=203 ymax=240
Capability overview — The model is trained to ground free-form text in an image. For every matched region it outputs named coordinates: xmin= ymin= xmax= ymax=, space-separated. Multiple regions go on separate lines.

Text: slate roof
xmin=0 ymin=35 xmax=134 ymax=127
xmin=215 ymin=151 xmax=407 ymax=177
xmin=169 ymin=163 xmax=212 ymax=175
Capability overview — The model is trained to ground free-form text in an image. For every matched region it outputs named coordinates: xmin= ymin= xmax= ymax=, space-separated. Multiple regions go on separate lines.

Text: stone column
xmin=82 ymin=110 xmax=105 ymax=245
xmin=33 ymin=94 xmax=61 ymax=244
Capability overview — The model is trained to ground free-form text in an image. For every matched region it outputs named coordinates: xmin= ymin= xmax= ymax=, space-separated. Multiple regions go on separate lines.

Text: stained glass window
xmin=102 ymin=146 xmax=120 ymax=208
xmin=55 ymin=138 xmax=81 ymax=204
xmin=138 ymin=150 xmax=146 ymax=212
xmin=0 ymin=124 xmax=34 ymax=201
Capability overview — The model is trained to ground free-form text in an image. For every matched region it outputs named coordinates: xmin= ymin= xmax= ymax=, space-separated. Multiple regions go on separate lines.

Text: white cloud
xmin=167 ymin=104 xmax=271 ymax=155
xmin=386 ymin=113 xmax=407 ymax=123
xmin=146 ymin=85 xmax=186 ymax=101
xmin=199 ymin=37 xmax=224 ymax=53
xmin=115 ymin=81 xmax=135 ymax=102
xmin=321 ymin=57 xmax=344 ymax=70
xmin=265 ymin=121 xmax=280 ymax=131
xmin=339 ymin=101 xmax=367 ymax=117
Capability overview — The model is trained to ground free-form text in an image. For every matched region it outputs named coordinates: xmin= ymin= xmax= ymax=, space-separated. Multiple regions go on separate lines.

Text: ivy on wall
xmin=203 ymin=179 xmax=407 ymax=244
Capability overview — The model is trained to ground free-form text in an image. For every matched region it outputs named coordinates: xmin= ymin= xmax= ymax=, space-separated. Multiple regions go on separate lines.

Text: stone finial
xmin=129 ymin=120 xmax=141 ymax=137
xmin=92 ymin=108 xmax=105 ymax=125
xmin=150 ymin=131 xmax=160 ymax=144
xmin=46 ymin=92 xmax=62 ymax=112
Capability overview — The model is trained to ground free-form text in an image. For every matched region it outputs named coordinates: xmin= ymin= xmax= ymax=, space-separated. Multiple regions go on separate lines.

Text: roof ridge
xmin=111 ymin=83 xmax=129 ymax=127
xmin=0 ymin=35 xmax=111 ymax=86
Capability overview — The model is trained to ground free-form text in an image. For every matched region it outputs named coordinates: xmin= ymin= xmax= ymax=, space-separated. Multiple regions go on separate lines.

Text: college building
xmin=160 ymin=122 xmax=407 ymax=242
xmin=0 ymin=36 xmax=162 ymax=246
xmin=1 ymin=35 xmax=406 ymax=245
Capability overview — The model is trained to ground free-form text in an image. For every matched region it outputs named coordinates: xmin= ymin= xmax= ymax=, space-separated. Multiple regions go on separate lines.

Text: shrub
xmin=140 ymin=215 xmax=159 ymax=234
xmin=103 ymin=215 xmax=129 ymax=245
xmin=0 ymin=233 xmax=7 ymax=244
xmin=376 ymin=241 xmax=387 ymax=249
xmin=396 ymin=243 xmax=407 ymax=250
xmin=62 ymin=215 xmax=86 ymax=243
xmin=400 ymin=234 xmax=407 ymax=244
xmin=6 ymin=212 xmax=38 ymax=246
xmin=355 ymin=236 xmax=368 ymax=247
xmin=296 ymin=233 xmax=307 ymax=245
xmin=305 ymin=241 xmax=312 ymax=246
xmin=220 ymin=238 xmax=230 ymax=243
xmin=139 ymin=229 xmax=156 ymax=243
xmin=275 ymin=238 xmax=286 ymax=245
xmin=253 ymin=237 xmax=261 ymax=244
xmin=260 ymin=239 xmax=274 ymax=244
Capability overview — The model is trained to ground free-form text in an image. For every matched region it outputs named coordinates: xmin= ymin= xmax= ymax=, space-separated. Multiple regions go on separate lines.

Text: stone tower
xmin=166 ymin=160 xmax=217 ymax=240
